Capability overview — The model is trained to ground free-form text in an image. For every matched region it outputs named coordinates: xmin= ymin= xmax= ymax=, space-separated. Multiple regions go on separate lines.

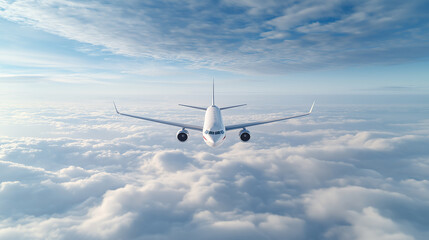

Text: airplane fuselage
xmin=202 ymin=105 xmax=226 ymax=147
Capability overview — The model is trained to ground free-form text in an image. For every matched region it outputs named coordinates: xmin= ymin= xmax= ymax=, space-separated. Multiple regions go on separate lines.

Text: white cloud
xmin=303 ymin=186 xmax=411 ymax=221
xmin=325 ymin=207 xmax=415 ymax=240
xmin=0 ymin=101 xmax=428 ymax=239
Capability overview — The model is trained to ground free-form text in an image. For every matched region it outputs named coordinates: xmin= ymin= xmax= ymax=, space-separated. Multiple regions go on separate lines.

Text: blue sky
xmin=1 ymin=0 xmax=429 ymax=102
xmin=1 ymin=1 xmax=429 ymax=240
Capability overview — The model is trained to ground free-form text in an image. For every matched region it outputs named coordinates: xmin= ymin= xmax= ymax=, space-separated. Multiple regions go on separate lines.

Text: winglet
xmin=113 ymin=101 xmax=119 ymax=114
xmin=309 ymin=101 xmax=315 ymax=113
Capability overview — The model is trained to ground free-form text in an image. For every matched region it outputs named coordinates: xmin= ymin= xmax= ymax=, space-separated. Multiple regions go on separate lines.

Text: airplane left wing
xmin=114 ymin=102 xmax=203 ymax=131
xmin=225 ymin=101 xmax=315 ymax=131
xmin=178 ymin=104 xmax=206 ymax=110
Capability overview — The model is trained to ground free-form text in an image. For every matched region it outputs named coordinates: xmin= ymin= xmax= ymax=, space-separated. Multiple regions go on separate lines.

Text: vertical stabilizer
xmin=212 ymin=77 xmax=215 ymax=106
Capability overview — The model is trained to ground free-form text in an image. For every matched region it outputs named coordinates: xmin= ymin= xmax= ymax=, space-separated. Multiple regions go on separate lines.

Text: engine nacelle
xmin=176 ymin=129 xmax=189 ymax=142
xmin=239 ymin=129 xmax=250 ymax=142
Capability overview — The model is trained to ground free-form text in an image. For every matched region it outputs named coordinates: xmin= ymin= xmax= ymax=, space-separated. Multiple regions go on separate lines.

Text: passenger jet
xmin=114 ymin=83 xmax=314 ymax=147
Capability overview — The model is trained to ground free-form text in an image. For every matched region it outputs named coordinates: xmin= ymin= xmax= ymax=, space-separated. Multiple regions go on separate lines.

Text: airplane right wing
xmin=114 ymin=102 xmax=203 ymax=131
xmin=225 ymin=101 xmax=315 ymax=131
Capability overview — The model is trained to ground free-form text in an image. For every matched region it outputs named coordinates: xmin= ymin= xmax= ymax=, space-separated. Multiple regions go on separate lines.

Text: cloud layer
xmin=1 ymin=0 xmax=429 ymax=73
xmin=0 ymin=100 xmax=429 ymax=239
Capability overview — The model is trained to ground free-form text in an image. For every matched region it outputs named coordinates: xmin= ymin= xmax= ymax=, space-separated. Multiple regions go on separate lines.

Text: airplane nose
xmin=205 ymin=134 xmax=224 ymax=147
xmin=206 ymin=141 xmax=220 ymax=147
xmin=205 ymin=138 xmax=215 ymax=147
xmin=207 ymin=136 xmax=216 ymax=144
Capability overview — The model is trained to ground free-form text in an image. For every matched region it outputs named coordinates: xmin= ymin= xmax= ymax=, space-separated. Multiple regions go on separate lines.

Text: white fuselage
xmin=202 ymin=105 xmax=226 ymax=147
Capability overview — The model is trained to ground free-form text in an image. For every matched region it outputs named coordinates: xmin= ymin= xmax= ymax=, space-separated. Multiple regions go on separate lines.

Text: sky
xmin=1 ymin=0 xmax=429 ymax=100
xmin=1 ymin=0 xmax=429 ymax=239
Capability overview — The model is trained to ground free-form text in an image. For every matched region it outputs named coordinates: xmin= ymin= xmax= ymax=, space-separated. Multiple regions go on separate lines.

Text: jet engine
xmin=176 ymin=129 xmax=189 ymax=142
xmin=239 ymin=129 xmax=250 ymax=142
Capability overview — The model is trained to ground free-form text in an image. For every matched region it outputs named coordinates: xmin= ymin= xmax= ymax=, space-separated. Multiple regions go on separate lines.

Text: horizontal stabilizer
xmin=178 ymin=104 xmax=207 ymax=111
xmin=220 ymin=104 xmax=247 ymax=110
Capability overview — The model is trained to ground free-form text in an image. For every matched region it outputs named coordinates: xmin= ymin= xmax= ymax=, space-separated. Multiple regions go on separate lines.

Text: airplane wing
xmin=114 ymin=102 xmax=203 ymax=131
xmin=225 ymin=101 xmax=315 ymax=131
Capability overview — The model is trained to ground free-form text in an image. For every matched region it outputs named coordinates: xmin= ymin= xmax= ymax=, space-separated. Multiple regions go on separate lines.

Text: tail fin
xmin=212 ymin=77 xmax=215 ymax=106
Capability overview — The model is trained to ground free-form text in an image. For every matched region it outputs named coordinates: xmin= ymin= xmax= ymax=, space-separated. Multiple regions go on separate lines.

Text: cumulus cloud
xmin=0 ymin=100 xmax=429 ymax=239
xmin=1 ymin=0 xmax=428 ymax=73
xmin=325 ymin=207 xmax=415 ymax=240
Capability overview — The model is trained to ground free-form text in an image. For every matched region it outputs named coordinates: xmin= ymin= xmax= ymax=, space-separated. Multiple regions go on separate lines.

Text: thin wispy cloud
xmin=1 ymin=0 xmax=428 ymax=74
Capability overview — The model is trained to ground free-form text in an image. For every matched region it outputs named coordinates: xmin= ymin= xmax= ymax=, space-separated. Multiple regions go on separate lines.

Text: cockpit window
xmin=205 ymin=130 xmax=224 ymax=135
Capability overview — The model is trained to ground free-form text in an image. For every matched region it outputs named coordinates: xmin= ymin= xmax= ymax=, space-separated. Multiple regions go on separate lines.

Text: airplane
xmin=114 ymin=82 xmax=314 ymax=147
